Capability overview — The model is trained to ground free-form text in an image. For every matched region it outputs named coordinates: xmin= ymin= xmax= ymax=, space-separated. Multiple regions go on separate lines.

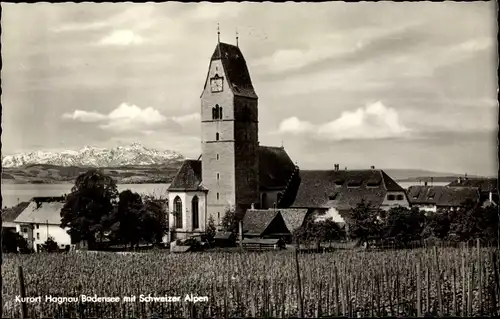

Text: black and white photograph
xmin=1 ymin=1 xmax=499 ymax=318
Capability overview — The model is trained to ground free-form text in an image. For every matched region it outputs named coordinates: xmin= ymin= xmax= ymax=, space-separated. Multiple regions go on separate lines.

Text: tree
xmin=425 ymin=210 xmax=452 ymax=240
xmin=60 ymin=170 xmax=118 ymax=249
xmin=106 ymin=190 xmax=143 ymax=248
xmin=381 ymin=206 xmax=426 ymax=247
xmin=41 ymin=236 xmax=59 ymax=253
xmin=345 ymin=200 xmax=383 ymax=245
xmin=293 ymin=217 xmax=344 ymax=250
xmin=1 ymin=229 xmax=30 ymax=253
xmin=206 ymin=216 xmax=216 ymax=241
xmin=139 ymin=195 xmax=168 ymax=245
xmin=106 ymin=191 xmax=168 ymax=248
xmin=448 ymin=200 xmax=499 ymax=245
xmin=221 ymin=206 xmax=240 ymax=233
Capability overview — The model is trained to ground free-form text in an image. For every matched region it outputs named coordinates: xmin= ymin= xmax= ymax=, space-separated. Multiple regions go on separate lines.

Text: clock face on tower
xmin=210 ymin=76 xmax=223 ymax=93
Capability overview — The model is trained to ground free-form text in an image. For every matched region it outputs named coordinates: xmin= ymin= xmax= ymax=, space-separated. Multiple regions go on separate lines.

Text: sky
xmin=1 ymin=2 xmax=498 ymax=176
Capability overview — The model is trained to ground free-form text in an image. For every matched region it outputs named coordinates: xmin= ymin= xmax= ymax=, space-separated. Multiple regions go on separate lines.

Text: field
xmin=2 ymin=246 xmax=499 ymax=318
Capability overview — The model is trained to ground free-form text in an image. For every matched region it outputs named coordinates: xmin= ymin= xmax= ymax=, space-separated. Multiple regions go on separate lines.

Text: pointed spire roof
xmin=209 ymin=42 xmax=258 ymax=99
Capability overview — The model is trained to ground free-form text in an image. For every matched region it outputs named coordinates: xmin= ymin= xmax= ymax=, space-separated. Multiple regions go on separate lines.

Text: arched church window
xmin=212 ymin=107 xmax=216 ymax=120
xmin=192 ymin=196 xmax=199 ymax=230
xmin=216 ymin=132 xmax=220 ymax=141
xmin=173 ymin=196 xmax=183 ymax=229
xmin=219 ymin=106 xmax=223 ymax=119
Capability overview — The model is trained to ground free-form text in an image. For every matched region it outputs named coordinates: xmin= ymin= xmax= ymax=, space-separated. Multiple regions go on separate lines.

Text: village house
xmin=1 ymin=201 xmax=30 ymax=231
xmin=240 ymin=208 xmax=308 ymax=243
xmin=277 ymin=165 xmax=410 ymax=225
xmin=406 ymin=185 xmax=480 ymax=212
xmin=167 ymin=37 xmax=295 ymax=241
xmin=13 ymin=197 xmax=71 ymax=252
xmin=447 ymin=177 xmax=498 ymax=207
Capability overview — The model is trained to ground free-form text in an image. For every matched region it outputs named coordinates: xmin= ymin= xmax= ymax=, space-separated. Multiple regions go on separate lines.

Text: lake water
xmin=1 ymin=183 xmax=170 ymax=208
xmin=398 ymin=181 xmax=449 ymax=189
xmin=1 ymin=181 xmax=450 ymax=209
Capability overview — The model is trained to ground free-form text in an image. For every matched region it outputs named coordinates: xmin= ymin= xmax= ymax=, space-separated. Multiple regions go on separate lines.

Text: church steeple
xmin=217 ymin=23 xmax=220 ymax=43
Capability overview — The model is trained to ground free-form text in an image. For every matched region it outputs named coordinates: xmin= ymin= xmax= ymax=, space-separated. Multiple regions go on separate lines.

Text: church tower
xmin=200 ymin=39 xmax=260 ymax=226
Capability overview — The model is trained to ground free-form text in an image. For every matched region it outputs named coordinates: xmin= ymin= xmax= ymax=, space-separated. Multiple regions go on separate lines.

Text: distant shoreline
xmin=1 ymin=180 xmax=171 ymax=185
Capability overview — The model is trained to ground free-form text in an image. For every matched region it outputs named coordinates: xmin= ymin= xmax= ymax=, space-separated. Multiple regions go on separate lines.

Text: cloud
xmin=278 ymin=117 xmax=315 ymax=134
xmin=278 ymin=101 xmax=410 ymax=140
xmin=62 ymin=103 xmax=199 ymax=133
xmin=99 ymin=30 xmax=144 ymax=45
xmin=171 ymin=113 xmax=201 ymax=125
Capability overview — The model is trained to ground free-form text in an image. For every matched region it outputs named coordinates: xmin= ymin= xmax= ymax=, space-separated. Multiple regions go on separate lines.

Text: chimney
xmin=250 ymin=203 xmax=255 ymax=209
xmin=458 ymin=177 xmax=462 ymax=184
xmin=489 ymin=191 xmax=493 ymax=203
xmin=430 ymin=177 xmax=434 ymax=186
xmin=370 ymin=166 xmax=375 ymax=169
xmin=465 ymin=173 xmax=468 ymax=180
xmin=345 ymin=167 xmax=347 ymax=171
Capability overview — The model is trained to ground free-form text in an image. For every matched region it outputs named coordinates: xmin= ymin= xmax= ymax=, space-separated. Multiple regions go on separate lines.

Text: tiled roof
xmin=211 ymin=42 xmax=258 ymax=99
xmin=288 ymin=169 xmax=401 ymax=210
xmin=448 ymin=178 xmax=498 ymax=192
xmin=259 ymin=146 xmax=295 ymax=190
xmin=2 ymin=201 xmax=30 ymax=223
xmin=278 ymin=209 xmax=308 ymax=233
xmin=168 ymin=160 xmax=204 ymax=192
xmin=242 ymin=209 xmax=279 ymax=236
xmin=407 ymin=186 xmax=480 ymax=207
xmin=14 ymin=197 xmax=66 ymax=225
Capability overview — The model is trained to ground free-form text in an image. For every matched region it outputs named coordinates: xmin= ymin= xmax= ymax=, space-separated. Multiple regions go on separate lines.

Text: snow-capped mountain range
xmin=2 ymin=143 xmax=184 ymax=168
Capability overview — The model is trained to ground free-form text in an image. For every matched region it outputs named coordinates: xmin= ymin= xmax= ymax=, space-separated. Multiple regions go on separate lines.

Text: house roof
xmin=447 ymin=178 xmax=498 ymax=192
xmin=168 ymin=160 xmax=205 ymax=192
xmin=278 ymin=209 xmax=309 ymax=233
xmin=2 ymin=201 xmax=30 ymax=223
xmin=259 ymin=146 xmax=296 ymax=190
xmin=14 ymin=197 xmax=66 ymax=225
xmin=407 ymin=186 xmax=480 ymax=206
xmin=288 ymin=169 xmax=402 ymax=210
xmin=242 ymin=209 xmax=279 ymax=236
xmin=210 ymin=42 xmax=258 ymax=99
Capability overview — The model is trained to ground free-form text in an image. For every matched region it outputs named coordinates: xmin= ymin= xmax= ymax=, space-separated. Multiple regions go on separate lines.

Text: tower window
xmin=216 ymin=154 xmax=219 ymax=160
xmin=216 ymin=132 xmax=220 ymax=141
xmin=217 ymin=173 xmax=220 ymax=180
xmin=212 ymin=104 xmax=223 ymax=120
xmin=217 ymin=193 xmax=219 ymax=200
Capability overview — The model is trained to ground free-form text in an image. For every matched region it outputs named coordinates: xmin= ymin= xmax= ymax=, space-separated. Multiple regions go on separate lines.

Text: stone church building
xmin=167 ymin=38 xmax=409 ymax=242
xmin=167 ymin=40 xmax=296 ymax=240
